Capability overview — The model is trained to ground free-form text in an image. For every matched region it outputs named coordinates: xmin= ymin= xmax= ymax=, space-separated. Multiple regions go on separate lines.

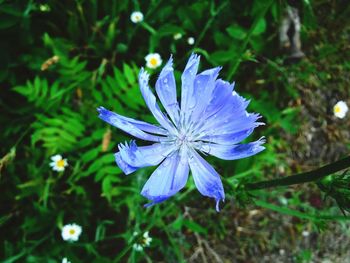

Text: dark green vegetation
xmin=1 ymin=0 xmax=350 ymax=262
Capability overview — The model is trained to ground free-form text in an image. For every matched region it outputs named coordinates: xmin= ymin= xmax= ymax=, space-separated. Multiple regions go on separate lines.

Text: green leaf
xmin=123 ymin=63 xmax=136 ymax=85
xmin=252 ymin=18 xmax=266 ymax=35
xmin=226 ymin=25 xmax=246 ymax=40
xmin=182 ymin=219 xmax=207 ymax=234
xmin=157 ymin=24 xmax=184 ymax=36
xmin=255 ymin=200 xmax=350 ymax=221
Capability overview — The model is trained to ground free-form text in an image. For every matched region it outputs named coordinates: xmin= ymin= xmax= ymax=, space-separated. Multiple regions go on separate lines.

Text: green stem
xmin=194 ymin=1 xmax=229 ymax=48
xmin=245 ymin=156 xmax=350 ymax=190
xmin=141 ymin=22 xmax=157 ymax=35
xmin=227 ymin=0 xmax=274 ymax=80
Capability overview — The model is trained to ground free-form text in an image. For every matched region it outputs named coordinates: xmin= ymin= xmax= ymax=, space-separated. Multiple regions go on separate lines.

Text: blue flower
xmin=98 ymin=54 xmax=265 ymax=211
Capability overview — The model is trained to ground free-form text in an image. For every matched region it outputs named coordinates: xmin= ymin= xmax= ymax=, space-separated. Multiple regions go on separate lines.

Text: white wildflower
xmin=173 ymin=33 xmax=182 ymax=40
xmin=132 ymin=231 xmax=152 ymax=252
xmin=62 ymin=258 xmax=71 ymax=263
xmin=333 ymin=100 xmax=348 ymax=119
xmin=39 ymin=4 xmax=50 ymax=12
xmin=49 ymin=155 xmax=68 ymax=172
xmin=61 ymin=223 xmax=82 ymax=242
xmin=130 ymin=11 xmax=144 ymax=23
xmin=302 ymin=230 xmax=310 ymax=237
xmin=145 ymin=53 xmax=162 ymax=69
xmin=187 ymin=37 xmax=195 ymax=45
xmin=133 ymin=243 xmax=143 ymax=251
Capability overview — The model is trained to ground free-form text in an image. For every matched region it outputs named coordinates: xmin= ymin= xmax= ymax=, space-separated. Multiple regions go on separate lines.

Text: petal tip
xmin=215 ymin=198 xmax=224 ymax=212
xmin=139 ymin=68 xmax=149 ymax=82
xmin=97 ymin=106 xmax=107 ymax=114
xmin=114 ymin=152 xmax=136 ymax=175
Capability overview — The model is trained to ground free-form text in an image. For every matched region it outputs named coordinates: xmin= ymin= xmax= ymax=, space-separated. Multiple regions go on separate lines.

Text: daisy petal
xmin=51 ymin=155 xmax=62 ymax=161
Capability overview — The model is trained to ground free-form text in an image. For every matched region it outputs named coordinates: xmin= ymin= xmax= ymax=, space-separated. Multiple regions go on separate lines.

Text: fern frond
xmin=31 ymin=107 xmax=85 ymax=153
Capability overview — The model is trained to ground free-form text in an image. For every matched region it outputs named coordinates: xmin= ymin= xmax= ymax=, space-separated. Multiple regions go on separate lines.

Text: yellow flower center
xmin=334 ymin=105 xmax=341 ymax=113
xmin=150 ymin=58 xmax=158 ymax=66
xmin=56 ymin=159 xmax=65 ymax=168
xmin=69 ymin=229 xmax=76 ymax=235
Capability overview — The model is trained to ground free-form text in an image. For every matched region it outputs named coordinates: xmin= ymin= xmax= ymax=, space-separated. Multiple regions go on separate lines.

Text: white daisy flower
xmin=61 ymin=223 xmax=82 ymax=242
xmin=130 ymin=11 xmax=144 ymax=23
xmin=173 ymin=33 xmax=182 ymax=40
xmin=187 ymin=37 xmax=195 ymax=45
xmin=49 ymin=154 xmax=68 ymax=172
xmin=39 ymin=4 xmax=50 ymax=12
xmin=132 ymin=231 xmax=152 ymax=252
xmin=302 ymin=230 xmax=310 ymax=237
xmin=133 ymin=243 xmax=143 ymax=251
xmin=62 ymin=258 xmax=71 ymax=263
xmin=333 ymin=100 xmax=348 ymax=119
xmin=142 ymin=231 xmax=152 ymax=246
xmin=145 ymin=53 xmax=162 ymax=69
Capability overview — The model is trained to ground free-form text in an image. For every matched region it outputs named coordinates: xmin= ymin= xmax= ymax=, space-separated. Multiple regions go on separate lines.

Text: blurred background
xmin=1 ymin=0 xmax=350 ymax=262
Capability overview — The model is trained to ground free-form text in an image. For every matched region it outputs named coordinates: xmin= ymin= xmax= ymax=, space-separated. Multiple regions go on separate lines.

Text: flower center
xmin=334 ymin=105 xmax=341 ymax=113
xmin=56 ymin=159 xmax=65 ymax=168
xmin=150 ymin=58 xmax=158 ymax=66
xmin=175 ymin=130 xmax=195 ymax=148
xmin=69 ymin=229 xmax=75 ymax=235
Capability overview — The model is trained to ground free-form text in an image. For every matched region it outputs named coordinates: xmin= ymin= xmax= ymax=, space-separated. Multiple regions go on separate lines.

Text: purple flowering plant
xmin=98 ymin=54 xmax=265 ymax=211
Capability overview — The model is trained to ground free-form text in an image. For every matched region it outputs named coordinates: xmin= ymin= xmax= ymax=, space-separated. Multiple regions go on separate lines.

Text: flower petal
xmin=203 ymin=113 xmax=262 ymax=138
xmin=196 ymin=137 xmax=266 ymax=160
xmin=114 ymin=152 xmax=137 ymax=175
xmin=139 ymin=69 xmax=177 ymax=133
xmin=51 ymin=154 xmax=62 ymax=161
xmin=201 ymin=79 xmax=235 ymax=118
xmin=118 ymin=141 xmax=176 ymax=169
xmin=155 ymin=56 xmax=180 ymax=125
xmin=97 ymin=107 xmax=166 ymax=142
xmin=199 ymin=128 xmax=254 ymax=145
xmin=194 ymin=88 xmax=263 ymax=140
xmin=190 ymin=79 xmax=236 ymax=134
xmin=196 ymin=84 xmax=253 ymax=132
xmin=188 ymin=149 xmax=225 ymax=212
xmin=190 ymin=67 xmax=221 ymax=123
xmin=180 ymin=54 xmax=200 ymax=120
xmin=141 ymin=149 xmax=189 ymax=206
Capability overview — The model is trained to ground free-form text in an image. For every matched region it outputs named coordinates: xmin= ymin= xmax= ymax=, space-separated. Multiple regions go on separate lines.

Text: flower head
xmin=50 ymin=154 xmax=68 ymax=172
xmin=130 ymin=11 xmax=143 ymax=23
xmin=132 ymin=231 xmax=152 ymax=251
xmin=39 ymin=4 xmax=50 ymax=12
xmin=173 ymin=33 xmax=182 ymax=40
xmin=98 ymin=54 xmax=265 ymax=211
xmin=145 ymin=53 xmax=162 ymax=69
xmin=61 ymin=223 xmax=82 ymax=242
xmin=62 ymin=258 xmax=71 ymax=263
xmin=187 ymin=37 xmax=195 ymax=45
xmin=333 ymin=100 xmax=348 ymax=119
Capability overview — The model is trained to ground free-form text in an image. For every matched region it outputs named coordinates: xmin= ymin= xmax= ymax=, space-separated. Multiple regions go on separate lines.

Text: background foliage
xmin=1 ymin=0 xmax=350 ymax=262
